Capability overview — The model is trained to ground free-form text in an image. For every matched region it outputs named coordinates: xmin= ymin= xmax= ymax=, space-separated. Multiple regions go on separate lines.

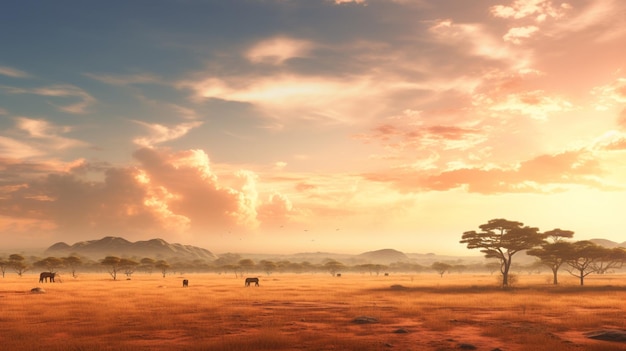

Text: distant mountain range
xmin=45 ymin=236 xmax=217 ymax=261
xmin=589 ymin=238 xmax=626 ymax=248
xmin=42 ymin=236 xmax=624 ymax=265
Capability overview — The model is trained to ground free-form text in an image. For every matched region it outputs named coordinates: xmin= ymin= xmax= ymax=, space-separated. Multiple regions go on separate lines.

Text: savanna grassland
xmin=1 ymin=272 xmax=626 ymax=351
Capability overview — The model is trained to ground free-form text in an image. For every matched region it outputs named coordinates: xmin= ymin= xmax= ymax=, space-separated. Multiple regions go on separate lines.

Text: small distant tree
xmin=527 ymin=228 xmax=574 ymax=285
xmin=119 ymin=258 xmax=139 ymax=278
xmin=592 ymin=247 xmax=626 ymax=274
xmin=9 ymin=254 xmax=28 ymax=277
xmin=63 ymin=256 xmax=83 ymax=278
xmin=460 ymin=219 xmax=544 ymax=287
xmin=259 ymin=260 xmax=277 ymax=276
xmin=485 ymin=261 xmax=501 ymax=275
xmin=101 ymin=256 xmax=122 ymax=280
xmin=431 ymin=262 xmax=452 ymax=278
xmin=238 ymin=259 xmax=255 ymax=274
xmin=323 ymin=260 xmax=345 ymax=276
xmin=155 ymin=260 xmax=170 ymax=278
xmin=0 ymin=258 xmax=9 ymax=278
xmin=451 ymin=264 xmax=467 ymax=274
xmin=34 ymin=257 xmax=64 ymax=273
xmin=140 ymin=258 xmax=155 ymax=275
xmin=564 ymin=241 xmax=606 ymax=286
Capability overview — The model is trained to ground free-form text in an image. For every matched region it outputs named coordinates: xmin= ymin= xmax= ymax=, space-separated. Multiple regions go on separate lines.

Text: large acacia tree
xmin=460 ymin=218 xmax=544 ymax=287
xmin=527 ymin=228 xmax=574 ymax=285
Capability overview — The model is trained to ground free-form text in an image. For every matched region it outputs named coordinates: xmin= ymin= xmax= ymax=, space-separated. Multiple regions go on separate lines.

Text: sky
xmin=1 ymin=0 xmax=625 ymax=256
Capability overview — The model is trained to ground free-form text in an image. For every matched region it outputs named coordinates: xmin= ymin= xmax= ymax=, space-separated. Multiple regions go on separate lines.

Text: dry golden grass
xmin=1 ymin=272 xmax=626 ymax=350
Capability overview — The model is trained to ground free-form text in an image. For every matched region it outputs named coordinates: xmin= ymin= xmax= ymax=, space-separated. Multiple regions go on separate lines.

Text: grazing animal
xmin=336 ymin=273 xmax=342 ymax=277
xmin=245 ymin=277 xmax=259 ymax=287
xmin=39 ymin=272 xmax=56 ymax=283
xmin=384 ymin=273 xmax=389 ymax=276
xmin=182 ymin=279 xmax=188 ymax=287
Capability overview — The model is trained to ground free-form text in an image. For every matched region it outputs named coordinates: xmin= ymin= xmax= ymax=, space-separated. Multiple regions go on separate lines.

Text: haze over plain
xmin=1 ymin=0 xmax=625 ymax=255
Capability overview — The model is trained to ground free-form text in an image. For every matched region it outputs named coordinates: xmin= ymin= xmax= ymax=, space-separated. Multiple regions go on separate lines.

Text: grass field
xmin=1 ymin=272 xmax=626 ymax=350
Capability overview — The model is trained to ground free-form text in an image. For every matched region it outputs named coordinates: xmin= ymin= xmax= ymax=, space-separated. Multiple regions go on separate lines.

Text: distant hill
xmin=44 ymin=236 xmax=217 ymax=261
xmin=590 ymin=238 xmax=626 ymax=248
xmin=355 ymin=249 xmax=409 ymax=264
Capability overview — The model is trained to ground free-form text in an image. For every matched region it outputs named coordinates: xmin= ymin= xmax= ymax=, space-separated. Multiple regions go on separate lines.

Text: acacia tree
xmin=431 ymin=262 xmax=452 ymax=278
xmin=259 ymin=260 xmax=277 ymax=276
xmin=460 ymin=219 xmax=544 ymax=287
xmin=63 ymin=256 xmax=83 ymax=278
xmin=34 ymin=256 xmax=64 ymax=273
xmin=140 ymin=258 xmax=155 ymax=275
xmin=592 ymin=247 xmax=626 ymax=274
xmin=323 ymin=260 xmax=345 ymax=276
xmin=527 ymin=228 xmax=574 ymax=285
xmin=564 ymin=241 xmax=606 ymax=286
xmin=155 ymin=260 xmax=170 ymax=278
xmin=101 ymin=256 xmax=122 ymax=280
xmin=238 ymin=259 xmax=255 ymax=275
xmin=0 ymin=258 xmax=8 ymax=278
xmin=9 ymin=254 xmax=28 ymax=277
xmin=119 ymin=258 xmax=139 ymax=278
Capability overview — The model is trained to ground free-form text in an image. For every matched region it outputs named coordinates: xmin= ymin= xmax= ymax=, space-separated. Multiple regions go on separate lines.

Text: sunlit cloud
xmin=503 ymin=26 xmax=540 ymax=44
xmin=84 ymin=72 xmax=161 ymax=86
xmin=17 ymin=117 xmax=86 ymax=149
xmin=484 ymin=90 xmax=574 ymax=120
xmin=591 ymin=77 xmax=626 ymax=111
xmin=490 ymin=0 xmax=571 ymax=22
xmin=0 ymin=65 xmax=31 ymax=78
xmin=332 ymin=0 xmax=366 ymax=4
xmin=428 ymin=19 xmax=530 ymax=68
xmin=2 ymin=84 xmax=95 ymax=114
xmin=363 ymin=148 xmax=609 ymax=195
xmin=133 ymin=120 xmax=204 ymax=147
xmin=0 ymin=136 xmax=44 ymax=159
xmin=246 ymin=36 xmax=314 ymax=65
xmin=181 ymin=74 xmax=392 ymax=125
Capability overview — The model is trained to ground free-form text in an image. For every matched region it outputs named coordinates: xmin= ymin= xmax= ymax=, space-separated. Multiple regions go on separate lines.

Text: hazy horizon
xmin=1 ymin=1 xmax=625 ymax=257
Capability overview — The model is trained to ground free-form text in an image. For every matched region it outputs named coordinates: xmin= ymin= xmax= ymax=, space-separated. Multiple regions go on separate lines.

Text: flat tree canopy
xmin=460 ymin=218 xmax=544 ymax=286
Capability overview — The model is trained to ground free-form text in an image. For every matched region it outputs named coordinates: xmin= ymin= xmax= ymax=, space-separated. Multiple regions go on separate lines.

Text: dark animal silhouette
xmin=245 ymin=277 xmax=259 ymax=287
xmin=182 ymin=279 xmax=188 ymax=287
xmin=39 ymin=272 xmax=56 ymax=283
xmin=336 ymin=273 xmax=342 ymax=277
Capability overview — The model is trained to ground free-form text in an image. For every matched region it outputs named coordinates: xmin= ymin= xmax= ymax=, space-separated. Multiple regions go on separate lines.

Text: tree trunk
xmin=579 ymin=272 xmax=584 ymax=286
xmin=502 ymin=259 xmax=511 ymax=286
xmin=552 ymin=267 xmax=558 ymax=285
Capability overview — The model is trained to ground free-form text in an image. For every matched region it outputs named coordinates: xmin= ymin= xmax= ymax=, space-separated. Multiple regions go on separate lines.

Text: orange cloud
xmin=0 ymin=147 xmax=300 ymax=243
xmin=363 ymin=149 xmax=606 ymax=194
xmin=246 ymin=36 xmax=314 ymax=65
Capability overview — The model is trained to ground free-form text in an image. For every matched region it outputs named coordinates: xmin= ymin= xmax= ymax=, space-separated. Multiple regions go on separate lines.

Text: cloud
xmin=363 ymin=147 xmax=611 ymax=194
xmin=0 ymin=118 xmax=87 ymax=160
xmin=16 ymin=117 xmax=87 ymax=150
xmin=246 ymin=36 xmax=314 ymax=65
xmin=490 ymin=0 xmax=571 ymax=22
xmin=180 ymin=73 xmax=393 ymax=125
xmin=484 ymin=90 xmax=574 ymax=120
xmin=333 ymin=0 xmax=366 ymax=4
xmin=592 ymin=77 xmax=626 ymax=111
xmin=503 ymin=26 xmax=539 ymax=44
xmin=0 ymin=147 xmax=298 ymax=243
xmin=84 ymin=72 xmax=161 ymax=86
xmin=133 ymin=120 xmax=204 ymax=147
xmin=1 ymin=84 xmax=95 ymax=114
xmin=0 ymin=137 xmax=44 ymax=159
xmin=0 ymin=66 xmax=31 ymax=78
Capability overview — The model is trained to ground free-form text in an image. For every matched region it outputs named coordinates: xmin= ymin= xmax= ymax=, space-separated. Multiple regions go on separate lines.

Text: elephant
xmin=39 ymin=272 xmax=56 ymax=283
xmin=245 ymin=277 xmax=259 ymax=287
